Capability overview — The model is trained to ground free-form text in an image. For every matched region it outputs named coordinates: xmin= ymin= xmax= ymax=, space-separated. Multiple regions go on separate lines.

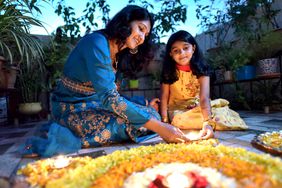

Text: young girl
xmin=160 ymin=30 xmax=247 ymax=139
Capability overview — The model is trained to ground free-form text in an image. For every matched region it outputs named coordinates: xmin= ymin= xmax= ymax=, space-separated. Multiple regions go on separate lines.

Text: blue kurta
xmin=51 ymin=32 xmax=159 ymax=148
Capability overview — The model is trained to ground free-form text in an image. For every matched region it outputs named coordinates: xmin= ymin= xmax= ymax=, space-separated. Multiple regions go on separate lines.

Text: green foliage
xmin=207 ymin=45 xmax=251 ymax=71
xmin=253 ymin=80 xmax=281 ymax=106
xmin=0 ymin=0 xmax=47 ymax=68
xmin=44 ymin=29 xmax=74 ymax=90
xmin=195 ymin=0 xmax=280 ymax=45
xmin=249 ymin=31 xmax=282 ymax=61
xmin=17 ymin=62 xmax=45 ymax=103
xmin=51 ymin=0 xmax=187 ymax=43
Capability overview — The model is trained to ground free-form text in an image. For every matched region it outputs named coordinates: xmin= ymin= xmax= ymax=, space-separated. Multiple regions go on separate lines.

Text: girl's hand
xmin=149 ymin=98 xmax=160 ymax=111
xmin=199 ymin=124 xmax=214 ymax=139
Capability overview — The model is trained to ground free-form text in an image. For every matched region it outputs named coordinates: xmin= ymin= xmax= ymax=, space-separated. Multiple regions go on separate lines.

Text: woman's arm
xmin=160 ymin=83 xmax=170 ymax=122
xmin=198 ymin=76 xmax=214 ymax=139
xmin=144 ymin=119 xmax=190 ymax=143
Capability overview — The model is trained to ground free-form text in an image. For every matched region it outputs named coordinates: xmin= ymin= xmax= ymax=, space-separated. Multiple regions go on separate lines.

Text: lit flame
xmin=53 ymin=155 xmax=70 ymax=169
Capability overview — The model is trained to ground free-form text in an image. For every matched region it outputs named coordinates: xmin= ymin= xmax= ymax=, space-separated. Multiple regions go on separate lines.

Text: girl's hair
xmin=103 ymin=5 xmax=155 ymax=77
xmin=160 ymin=30 xmax=210 ymax=84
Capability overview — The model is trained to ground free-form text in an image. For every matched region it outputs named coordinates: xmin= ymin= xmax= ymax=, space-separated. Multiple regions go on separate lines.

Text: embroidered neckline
xmin=176 ymin=64 xmax=191 ymax=72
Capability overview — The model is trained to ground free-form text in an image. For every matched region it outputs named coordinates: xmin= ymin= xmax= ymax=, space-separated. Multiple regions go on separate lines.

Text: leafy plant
xmin=194 ymin=0 xmax=280 ymax=46
xmin=0 ymin=0 xmax=47 ymax=68
xmin=249 ymin=31 xmax=282 ymax=61
xmin=17 ymin=62 xmax=45 ymax=103
xmin=51 ymin=0 xmax=187 ymax=43
xmin=44 ymin=28 xmax=74 ymax=90
xmin=207 ymin=45 xmax=251 ymax=71
xmin=253 ymin=79 xmax=281 ymax=107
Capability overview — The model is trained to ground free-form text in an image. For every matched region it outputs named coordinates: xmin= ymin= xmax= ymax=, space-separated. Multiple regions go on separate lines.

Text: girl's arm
xmin=160 ymin=83 xmax=170 ymax=122
xmin=198 ymin=76 xmax=214 ymax=139
xmin=198 ymin=76 xmax=212 ymax=120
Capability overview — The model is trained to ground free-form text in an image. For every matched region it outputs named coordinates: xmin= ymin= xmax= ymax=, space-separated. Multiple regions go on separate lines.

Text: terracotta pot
xmin=19 ymin=102 xmax=42 ymax=115
xmin=0 ymin=56 xmax=6 ymax=88
xmin=5 ymin=66 xmax=18 ymax=88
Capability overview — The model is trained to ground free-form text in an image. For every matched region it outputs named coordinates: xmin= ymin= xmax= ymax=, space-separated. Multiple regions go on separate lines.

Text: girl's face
xmin=125 ymin=20 xmax=151 ymax=49
xmin=170 ymin=41 xmax=195 ymax=66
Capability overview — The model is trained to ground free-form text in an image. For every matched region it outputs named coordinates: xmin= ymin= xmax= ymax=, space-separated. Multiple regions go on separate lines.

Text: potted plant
xmin=17 ymin=62 xmax=45 ymax=115
xmin=253 ymin=79 xmax=281 ymax=113
xmin=208 ymin=45 xmax=252 ymax=81
xmin=249 ymin=31 xmax=282 ymax=77
xmin=0 ymin=0 xmax=45 ymax=88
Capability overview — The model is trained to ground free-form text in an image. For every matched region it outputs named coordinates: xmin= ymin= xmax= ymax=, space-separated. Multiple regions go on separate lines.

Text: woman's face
xmin=125 ymin=20 xmax=151 ymax=49
xmin=170 ymin=41 xmax=195 ymax=66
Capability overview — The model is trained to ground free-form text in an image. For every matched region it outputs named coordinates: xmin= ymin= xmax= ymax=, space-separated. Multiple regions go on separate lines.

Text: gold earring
xmin=129 ymin=47 xmax=138 ymax=54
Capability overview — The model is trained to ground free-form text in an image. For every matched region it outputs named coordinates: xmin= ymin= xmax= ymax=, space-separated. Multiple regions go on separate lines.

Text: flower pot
xmin=19 ymin=102 xmax=42 ymax=115
xmin=0 ymin=57 xmax=5 ymax=88
xmin=264 ymin=106 xmax=270 ymax=114
xmin=129 ymin=79 xmax=139 ymax=89
xmin=235 ymin=65 xmax=256 ymax=80
xmin=5 ymin=66 xmax=18 ymax=88
xmin=224 ymin=70 xmax=233 ymax=81
xmin=256 ymin=58 xmax=279 ymax=77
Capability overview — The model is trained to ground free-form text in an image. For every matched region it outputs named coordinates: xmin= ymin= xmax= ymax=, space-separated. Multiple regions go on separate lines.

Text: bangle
xmin=162 ymin=116 xmax=169 ymax=123
xmin=203 ymin=114 xmax=214 ymax=122
xmin=203 ymin=119 xmax=216 ymax=132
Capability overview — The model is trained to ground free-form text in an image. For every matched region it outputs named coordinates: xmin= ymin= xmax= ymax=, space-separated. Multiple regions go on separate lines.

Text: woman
xmin=22 ymin=5 xmax=189 ymax=157
xmin=160 ymin=30 xmax=247 ymax=140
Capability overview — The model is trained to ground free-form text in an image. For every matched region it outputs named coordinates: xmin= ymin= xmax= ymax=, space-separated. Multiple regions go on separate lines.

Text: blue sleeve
xmin=78 ymin=33 xmax=152 ymax=128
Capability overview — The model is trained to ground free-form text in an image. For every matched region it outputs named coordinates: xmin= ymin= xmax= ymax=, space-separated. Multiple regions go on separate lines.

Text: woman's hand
xmin=144 ymin=119 xmax=190 ymax=143
xmin=149 ymin=98 xmax=160 ymax=111
xmin=199 ymin=124 xmax=214 ymax=139
xmin=159 ymin=123 xmax=191 ymax=143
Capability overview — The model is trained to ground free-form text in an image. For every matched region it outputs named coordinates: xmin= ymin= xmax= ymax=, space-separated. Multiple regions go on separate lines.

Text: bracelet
xmin=162 ymin=116 xmax=169 ymax=123
xmin=203 ymin=114 xmax=214 ymax=122
xmin=203 ymin=119 xmax=216 ymax=132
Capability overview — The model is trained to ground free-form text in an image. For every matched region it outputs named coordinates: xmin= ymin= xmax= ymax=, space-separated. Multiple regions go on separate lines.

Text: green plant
xmin=249 ymin=31 xmax=282 ymax=61
xmin=207 ymin=45 xmax=251 ymax=71
xmin=0 ymin=0 xmax=47 ymax=68
xmin=52 ymin=0 xmax=187 ymax=43
xmin=17 ymin=63 xmax=45 ymax=103
xmin=195 ymin=0 xmax=280 ymax=46
xmin=44 ymin=28 xmax=74 ymax=90
xmin=253 ymin=80 xmax=281 ymax=107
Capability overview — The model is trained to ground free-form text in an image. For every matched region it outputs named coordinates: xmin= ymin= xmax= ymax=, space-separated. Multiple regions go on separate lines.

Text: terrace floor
xmin=0 ymin=110 xmax=281 ymax=187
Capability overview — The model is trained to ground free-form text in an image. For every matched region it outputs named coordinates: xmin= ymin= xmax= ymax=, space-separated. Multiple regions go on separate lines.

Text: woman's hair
xmin=160 ymin=30 xmax=210 ymax=84
xmin=102 ymin=5 xmax=155 ymax=77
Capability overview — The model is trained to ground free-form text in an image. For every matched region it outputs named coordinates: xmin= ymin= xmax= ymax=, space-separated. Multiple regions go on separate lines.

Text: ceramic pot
xmin=256 ymin=58 xmax=279 ymax=77
xmin=19 ymin=102 xmax=42 ymax=115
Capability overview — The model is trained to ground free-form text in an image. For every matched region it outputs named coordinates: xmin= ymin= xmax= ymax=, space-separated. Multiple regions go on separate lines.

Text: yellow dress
xmin=168 ymin=70 xmax=248 ymax=130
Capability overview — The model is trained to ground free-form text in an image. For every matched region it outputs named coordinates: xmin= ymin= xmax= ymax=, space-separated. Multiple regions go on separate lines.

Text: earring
xmin=129 ymin=47 xmax=138 ymax=54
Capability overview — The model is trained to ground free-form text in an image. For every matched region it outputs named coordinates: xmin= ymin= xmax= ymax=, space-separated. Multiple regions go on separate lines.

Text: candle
xmin=185 ymin=131 xmax=201 ymax=141
xmin=53 ymin=156 xmax=70 ymax=169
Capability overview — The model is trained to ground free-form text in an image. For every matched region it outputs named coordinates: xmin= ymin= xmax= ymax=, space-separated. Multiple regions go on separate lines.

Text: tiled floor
xmin=0 ymin=110 xmax=281 ymax=186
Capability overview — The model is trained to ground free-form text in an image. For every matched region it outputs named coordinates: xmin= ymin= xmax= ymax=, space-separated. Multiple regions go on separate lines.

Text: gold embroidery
xmin=117 ymin=117 xmax=125 ymax=124
xmin=94 ymin=136 xmax=100 ymax=142
xmin=101 ymin=129 xmax=111 ymax=140
xmin=61 ymin=76 xmax=95 ymax=95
